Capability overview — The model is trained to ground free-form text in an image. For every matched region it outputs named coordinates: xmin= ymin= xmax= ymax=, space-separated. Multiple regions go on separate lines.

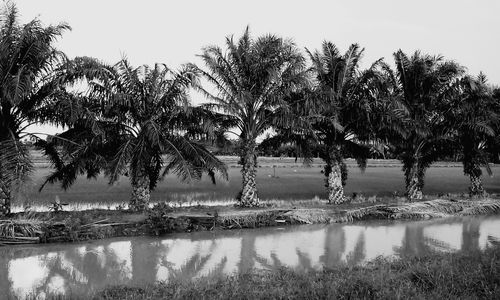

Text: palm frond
xmin=0 ymin=139 xmax=32 ymax=200
xmin=193 ymin=27 xmax=307 ymax=143
xmin=161 ymin=135 xmax=227 ymax=184
xmin=460 ymin=200 xmax=500 ymax=215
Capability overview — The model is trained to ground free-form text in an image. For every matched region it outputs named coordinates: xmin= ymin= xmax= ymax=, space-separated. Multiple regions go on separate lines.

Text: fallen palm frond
xmin=0 ymin=215 xmax=46 ymax=244
xmin=0 ymin=236 xmax=40 ymax=245
xmin=80 ymin=219 xmax=110 ymax=228
xmin=217 ymin=210 xmax=291 ymax=229
xmin=387 ymin=199 xmax=470 ymax=214
xmin=339 ymin=205 xmax=388 ymax=222
xmin=0 ymin=214 xmax=138 ymax=245
xmin=337 ymin=198 xmax=500 ymax=222
xmin=284 ymin=209 xmax=335 ymax=224
xmin=0 ymin=218 xmax=44 ymax=238
xmin=41 ymin=218 xmax=139 ymax=243
xmin=389 ymin=211 xmax=449 ymax=220
xmin=459 ymin=200 xmax=500 ymax=216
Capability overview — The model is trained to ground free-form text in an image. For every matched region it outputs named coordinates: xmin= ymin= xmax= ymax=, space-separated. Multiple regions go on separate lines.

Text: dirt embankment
xmin=1 ymin=198 xmax=499 ymax=245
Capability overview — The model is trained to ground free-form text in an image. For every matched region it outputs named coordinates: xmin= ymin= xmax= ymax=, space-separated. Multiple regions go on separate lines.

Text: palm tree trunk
xmin=324 ymin=149 xmax=346 ymax=204
xmin=469 ymin=175 xmax=486 ymax=198
xmin=0 ymin=184 xmax=11 ymax=215
xmin=238 ymin=141 xmax=259 ymax=207
xmin=129 ymin=175 xmax=151 ymax=211
xmin=405 ymin=164 xmax=423 ymax=201
xmin=326 ymin=161 xmax=345 ymax=204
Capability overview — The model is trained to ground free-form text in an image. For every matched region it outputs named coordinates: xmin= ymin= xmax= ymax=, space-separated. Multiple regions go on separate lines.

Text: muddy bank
xmin=0 ymin=198 xmax=499 ymax=245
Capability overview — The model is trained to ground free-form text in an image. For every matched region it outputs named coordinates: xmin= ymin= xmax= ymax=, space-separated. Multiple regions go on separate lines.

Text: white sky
xmin=12 ymin=0 xmax=500 ymax=136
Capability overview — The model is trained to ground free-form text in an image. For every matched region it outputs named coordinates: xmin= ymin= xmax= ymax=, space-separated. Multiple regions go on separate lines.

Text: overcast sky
xmin=12 ymin=0 xmax=500 ymax=135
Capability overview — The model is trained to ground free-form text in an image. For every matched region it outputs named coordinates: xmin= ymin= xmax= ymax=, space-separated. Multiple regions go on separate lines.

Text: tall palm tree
xmin=383 ymin=50 xmax=464 ymax=201
xmin=190 ymin=27 xmax=306 ymax=207
xmin=451 ymin=74 xmax=498 ymax=197
xmin=0 ymin=3 xmax=73 ymax=214
xmin=41 ymin=59 xmax=228 ymax=211
xmin=488 ymin=88 xmax=500 ymax=164
xmin=304 ymin=42 xmax=383 ymax=204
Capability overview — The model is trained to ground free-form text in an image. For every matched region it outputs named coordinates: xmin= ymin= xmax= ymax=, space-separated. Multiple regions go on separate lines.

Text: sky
xmin=11 ymin=0 xmax=500 ymax=136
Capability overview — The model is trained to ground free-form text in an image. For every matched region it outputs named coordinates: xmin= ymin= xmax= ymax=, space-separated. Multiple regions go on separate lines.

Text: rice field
xmin=15 ymin=157 xmax=500 ymax=210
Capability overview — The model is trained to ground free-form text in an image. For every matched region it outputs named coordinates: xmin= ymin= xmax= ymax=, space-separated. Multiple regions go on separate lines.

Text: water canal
xmin=1 ymin=215 xmax=499 ymax=299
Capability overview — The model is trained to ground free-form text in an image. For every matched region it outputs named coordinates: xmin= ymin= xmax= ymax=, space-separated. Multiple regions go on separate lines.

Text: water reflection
xmin=1 ymin=215 xmax=499 ymax=299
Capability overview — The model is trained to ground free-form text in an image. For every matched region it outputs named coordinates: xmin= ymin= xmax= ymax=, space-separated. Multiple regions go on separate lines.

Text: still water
xmin=1 ymin=215 xmax=499 ymax=299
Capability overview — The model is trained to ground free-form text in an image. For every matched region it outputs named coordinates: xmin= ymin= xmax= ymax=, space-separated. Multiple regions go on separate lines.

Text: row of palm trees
xmin=1 ymin=4 xmax=499 ymax=214
xmin=197 ymin=29 xmax=499 ymax=206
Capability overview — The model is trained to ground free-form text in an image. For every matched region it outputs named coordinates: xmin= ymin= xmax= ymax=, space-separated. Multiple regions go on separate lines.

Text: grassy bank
xmin=2 ymin=197 xmax=500 ymax=245
xmin=92 ymin=244 xmax=500 ymax=299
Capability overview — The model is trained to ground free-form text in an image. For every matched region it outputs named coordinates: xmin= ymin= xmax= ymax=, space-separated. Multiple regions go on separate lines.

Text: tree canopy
xmin=41 ymin=58 xmax=228 ymax=210
xmin=190 ymin=27 xmax=307 ymax=206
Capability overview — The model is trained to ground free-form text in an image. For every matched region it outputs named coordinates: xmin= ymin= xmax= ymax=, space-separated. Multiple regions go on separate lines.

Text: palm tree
xmin=451 ymin=74 xmax=498 ymax=197
xmin=304 ymin=42 xmax=383 ymax=204
xmin=190 ymin=27 xmax=306 ymax=207
xmin=383 ymin=50 xmax=464 ymax=201
xmin=41 ymin=59 xmax=228 ymax=211
xmin=488 ymin=88 xmax=500 ymax=164
xmin=0 ymin=3 xmax=72 ymax=214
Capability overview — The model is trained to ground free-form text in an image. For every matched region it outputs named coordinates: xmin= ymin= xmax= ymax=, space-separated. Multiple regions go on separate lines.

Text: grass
xmin=81 ymin=244 xmax=500 ymax=299
xmin=15 ymin=159 xmax=500 ymax=210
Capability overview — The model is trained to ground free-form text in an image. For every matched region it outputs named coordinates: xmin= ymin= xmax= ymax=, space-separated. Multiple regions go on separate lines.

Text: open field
xmin=17 ymin=157 xmax=500 ymax=209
